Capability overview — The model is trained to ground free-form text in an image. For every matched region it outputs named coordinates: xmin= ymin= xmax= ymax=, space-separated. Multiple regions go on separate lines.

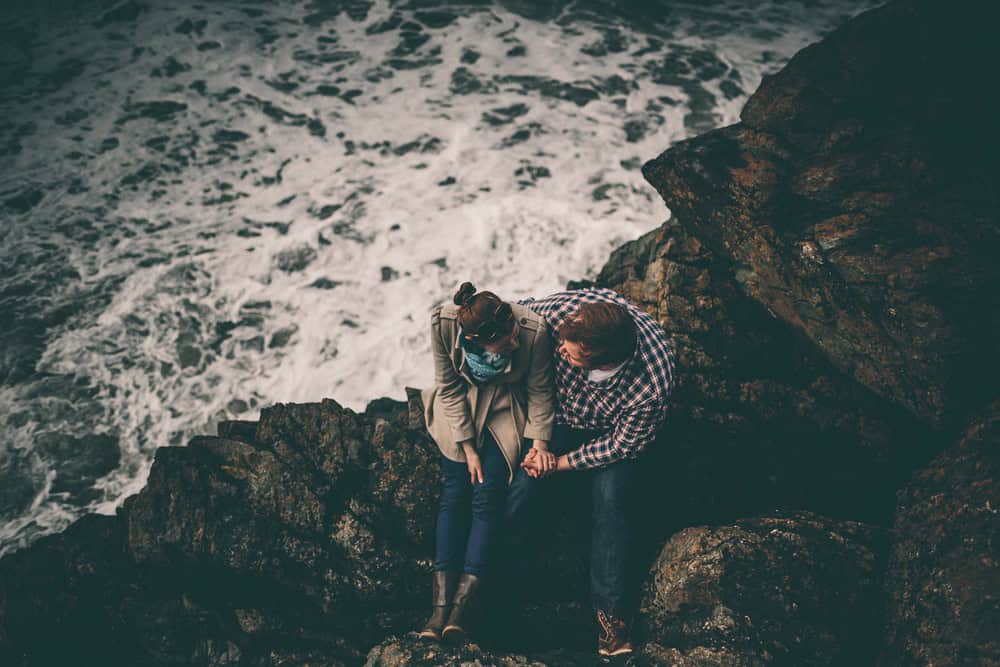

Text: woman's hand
xmin=462 ymin=442 xmax=484 ymax=485
xmin=530 ymin=443 xmax=556 ymax=477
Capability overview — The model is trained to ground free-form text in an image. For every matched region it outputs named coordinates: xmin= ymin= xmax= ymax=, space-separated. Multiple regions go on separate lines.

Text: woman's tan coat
xmin=422 ymin=301 xmax=555 ymax=483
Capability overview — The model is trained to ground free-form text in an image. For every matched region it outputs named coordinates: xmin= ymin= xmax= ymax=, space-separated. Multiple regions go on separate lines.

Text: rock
xmin=878 ymin=401 xmax=1000 ymax=666
xmin=599 ymin=219 xmax=928 ymax=528
xmin=364 ymin=636 xmax=542 ymax=667
xmin=121 ymin=398 xmax=441 ymax=660
xmin=641 ymin=0 xmax=1000 ymax=429
xmin=0 ymin=514 xmax=140 ymax=666
xmin=639 ymin=512 xmax=888 ymax=666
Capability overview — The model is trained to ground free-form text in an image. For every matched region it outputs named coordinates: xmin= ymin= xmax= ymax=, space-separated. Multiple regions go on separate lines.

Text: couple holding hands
xmin=418 ymin=281 xmax=674 ymax=657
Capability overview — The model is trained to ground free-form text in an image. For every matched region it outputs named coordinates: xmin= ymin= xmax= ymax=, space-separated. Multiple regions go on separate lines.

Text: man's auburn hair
xmin=559 ymin=302 xmax=637 ymax=367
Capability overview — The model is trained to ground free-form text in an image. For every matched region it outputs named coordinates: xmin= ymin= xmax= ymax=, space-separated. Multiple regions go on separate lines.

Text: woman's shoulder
xmin=511 ymin=302 xmax=547 ymax=333
xmin=432 ymin=303 xmax=461 ymax=323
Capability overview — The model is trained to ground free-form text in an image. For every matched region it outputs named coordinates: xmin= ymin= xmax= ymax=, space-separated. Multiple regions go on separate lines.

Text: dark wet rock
xmin=196 ymin=41 xmax=221 ymax=52
xmin=506 ymin=44 xmax=527 ymax=57
xmin=380 ymin=266 xmax=399 ymax=282
xmin=274 ymin=244 xmax=317 ymax=272
xmin=878 ymin=401 xmax=1000 ymax=666
xmin=599 ymin=219 xmax=929 ymax=526
xmin=640 ymin=513 xmax=888 ymax=666
xmin=0 ymin=515 xmax=141 ymax=666
xmin=437 ymin=176 xmax=455 ymax=186
xmin=641 ymin=0 xmax=1000 ymax=429
xmin=365 ymin=636 xmax=541 ymax=666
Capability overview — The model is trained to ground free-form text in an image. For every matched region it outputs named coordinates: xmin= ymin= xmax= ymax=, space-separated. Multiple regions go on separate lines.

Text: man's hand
xmin=462 ymin=442 xmax=484 ymax=485
xmin=521 ymin=447 xmax=561 ymax=478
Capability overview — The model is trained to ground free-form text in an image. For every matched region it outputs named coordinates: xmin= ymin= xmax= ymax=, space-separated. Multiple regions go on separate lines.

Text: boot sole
xmin=417 ymin=630 xmax=441 ymax=641
xmin=598 ymin=646 xmax=634 ymax=656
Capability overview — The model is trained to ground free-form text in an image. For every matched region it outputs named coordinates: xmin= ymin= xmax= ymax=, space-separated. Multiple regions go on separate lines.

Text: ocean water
xmin=0 ymin=0 xmax=877 ymax=556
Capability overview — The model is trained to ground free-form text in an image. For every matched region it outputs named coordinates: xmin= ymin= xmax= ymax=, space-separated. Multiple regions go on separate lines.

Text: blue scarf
xmin=460 ymin=335 xmax=510 ymax=383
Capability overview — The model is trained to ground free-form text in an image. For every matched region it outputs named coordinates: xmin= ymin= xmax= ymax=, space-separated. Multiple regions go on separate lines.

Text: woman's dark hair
xmin=559 ymin=302 xmax=636 ymax=366
xmin=453 ymin=282 xmax=515 ymax=344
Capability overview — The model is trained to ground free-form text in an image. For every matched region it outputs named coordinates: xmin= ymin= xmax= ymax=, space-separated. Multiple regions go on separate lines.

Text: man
xmin=508 ymin=286 xmax=675 ymax=657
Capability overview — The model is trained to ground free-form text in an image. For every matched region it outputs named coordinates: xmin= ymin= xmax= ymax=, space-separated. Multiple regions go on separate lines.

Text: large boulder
xmin=639 ymin=512 xmax=888 ymax=666
xmin=123 ymin=397 xmax=442 ymax=661
xmin=598 ymin=218 xmax=928 ymax=530
xmin=641 ymin=0 xmax=1000 ymax=429
xmin=878 ymin=402 xmax=1000 ymax=666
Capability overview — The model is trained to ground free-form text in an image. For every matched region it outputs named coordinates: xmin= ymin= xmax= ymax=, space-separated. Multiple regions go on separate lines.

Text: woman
xmin=418 ymin=282 xmax=556 ymax=643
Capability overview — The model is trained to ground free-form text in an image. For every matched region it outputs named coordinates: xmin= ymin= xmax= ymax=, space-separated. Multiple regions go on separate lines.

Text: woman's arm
xmin=522 ymin=321 xmax=555 ymax=445
xmin=430 ymin=311 xmax=476 ymax=446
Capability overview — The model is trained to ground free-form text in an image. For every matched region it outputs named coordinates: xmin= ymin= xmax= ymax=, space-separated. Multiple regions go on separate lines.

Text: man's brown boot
xmin=441 ymin=573 xmax=481 ymax=644
xmin=597 ymin=609 xmax=634 ymax=656
xmin=418 ymin=571 xmax=458 ymax=640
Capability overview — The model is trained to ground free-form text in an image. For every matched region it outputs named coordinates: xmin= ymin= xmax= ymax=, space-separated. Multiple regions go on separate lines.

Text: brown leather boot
xmin=418 ymin=571 xmax=458 ymax=640
xmin=441 ymin=573 xmax=481 ymax=644
xmin=597 ymin=609 xmax=633 ymax=656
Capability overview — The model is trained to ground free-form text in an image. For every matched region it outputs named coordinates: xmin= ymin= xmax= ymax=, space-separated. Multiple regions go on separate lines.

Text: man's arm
xmin=562 ymin=401 xmax=665 ymax=470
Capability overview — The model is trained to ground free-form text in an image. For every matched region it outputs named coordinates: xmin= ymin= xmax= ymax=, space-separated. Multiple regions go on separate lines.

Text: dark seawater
xmin=0 ymin=0 xmax=879 ymax=555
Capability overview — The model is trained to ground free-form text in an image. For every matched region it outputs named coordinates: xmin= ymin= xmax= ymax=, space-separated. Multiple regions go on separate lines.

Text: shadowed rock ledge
xmin=2 ymin=1 xmax=997 ymax=665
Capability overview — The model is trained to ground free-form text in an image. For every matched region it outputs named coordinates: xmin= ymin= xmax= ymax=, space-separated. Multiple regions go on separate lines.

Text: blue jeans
xmin=434 ymin=432 xmax=509 ymax=576
xmin=505 ymin=424 xmax=634 ymax=613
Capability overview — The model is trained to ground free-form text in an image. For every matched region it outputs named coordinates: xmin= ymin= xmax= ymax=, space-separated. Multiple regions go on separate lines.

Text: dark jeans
xmin=505 ymin=424 xmax=634 ymax=614
xmin=434 ymin=431 xmax=509 ymax=577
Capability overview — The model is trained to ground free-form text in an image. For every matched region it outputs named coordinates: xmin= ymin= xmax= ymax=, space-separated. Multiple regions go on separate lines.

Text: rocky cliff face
xmin=640 ymin=0 xmax=998 ymax=431
xmin=2 ymin=1 xmax=998 ymax=665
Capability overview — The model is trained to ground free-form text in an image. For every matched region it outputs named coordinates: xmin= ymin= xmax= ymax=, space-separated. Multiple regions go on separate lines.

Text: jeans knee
xmin=471 ymin=480 xmax=503 ymax=514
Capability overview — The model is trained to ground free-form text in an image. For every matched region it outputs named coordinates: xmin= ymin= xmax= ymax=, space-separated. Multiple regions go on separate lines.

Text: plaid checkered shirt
xmin=520 ymin=287 xmax=675 ymax=469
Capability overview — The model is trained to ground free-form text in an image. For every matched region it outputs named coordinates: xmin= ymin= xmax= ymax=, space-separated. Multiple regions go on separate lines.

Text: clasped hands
xmin=521 ymin=445 xmax=558 ymax=478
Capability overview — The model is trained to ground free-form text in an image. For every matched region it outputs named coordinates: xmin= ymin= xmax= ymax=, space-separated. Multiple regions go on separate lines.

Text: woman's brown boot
xmin=441 ymin=573 xmax=481 ymax=644
xmin=418 ymin=571 xmax=458 ymax=640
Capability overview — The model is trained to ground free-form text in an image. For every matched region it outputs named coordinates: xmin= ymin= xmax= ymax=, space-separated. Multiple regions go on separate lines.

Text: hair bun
xmin=453 ymin=282 xmax=477 ymax=307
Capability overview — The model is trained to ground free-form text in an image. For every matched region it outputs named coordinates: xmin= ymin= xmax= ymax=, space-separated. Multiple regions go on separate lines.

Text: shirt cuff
xmin=566 ymin=448 xmax=588 ymax=469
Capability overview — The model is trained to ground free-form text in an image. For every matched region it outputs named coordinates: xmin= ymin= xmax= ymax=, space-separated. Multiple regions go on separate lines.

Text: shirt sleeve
xmin=566 ymin=400 xmax=665 ymax=469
